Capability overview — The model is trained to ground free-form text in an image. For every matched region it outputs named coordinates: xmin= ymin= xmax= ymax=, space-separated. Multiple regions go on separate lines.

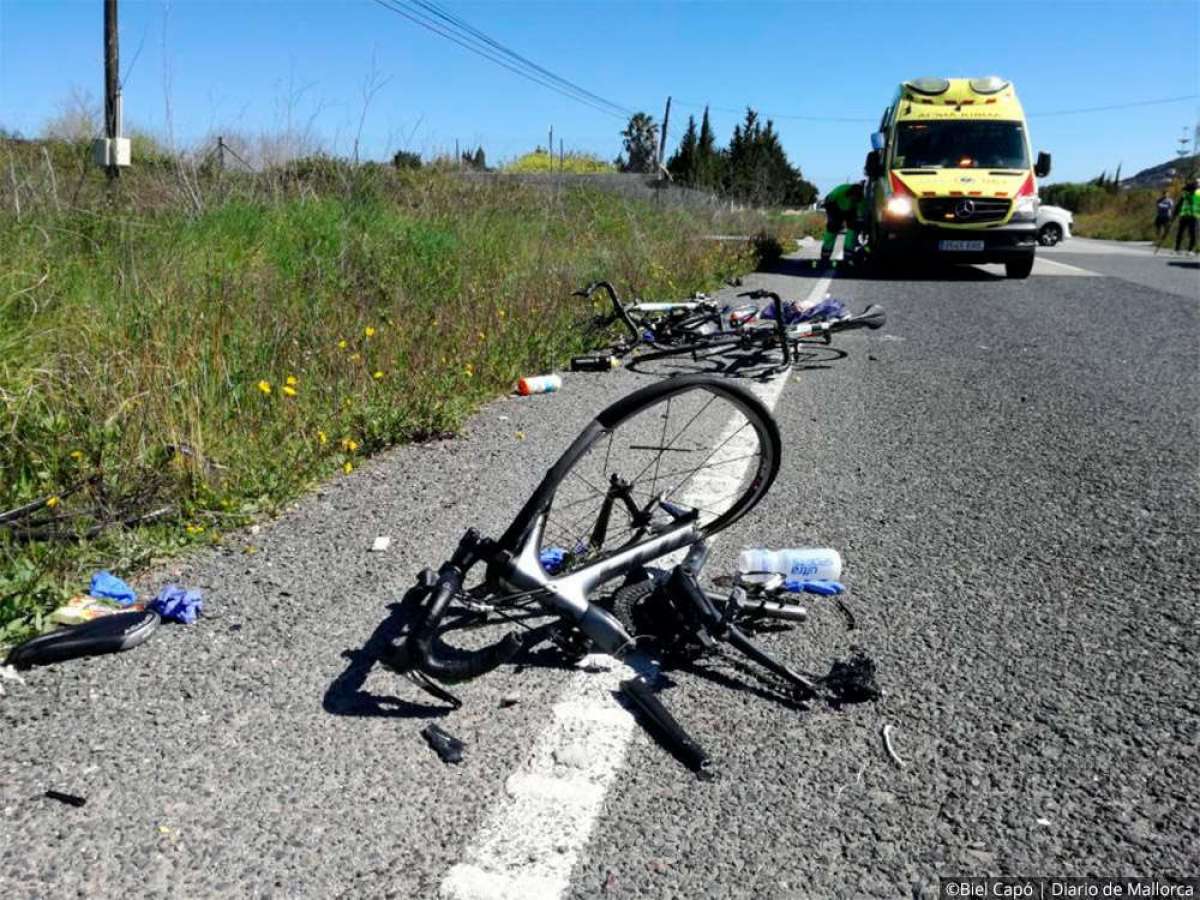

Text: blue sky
xmin=1 ymin=0 xmax=1198 ymax=191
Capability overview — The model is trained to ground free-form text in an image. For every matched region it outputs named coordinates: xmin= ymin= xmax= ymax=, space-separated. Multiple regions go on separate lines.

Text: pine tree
xmin=666 ymin=115 xmax=698 ymax=184
xmin=695 ymin=107 xmax=722 ymax=191
xmin=618 ymin=112 xmax=659 ymax=174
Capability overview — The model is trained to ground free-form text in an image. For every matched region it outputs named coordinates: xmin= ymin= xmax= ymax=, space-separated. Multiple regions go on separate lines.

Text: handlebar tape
xmin=404 ymin=568 xmax=523 ymax=683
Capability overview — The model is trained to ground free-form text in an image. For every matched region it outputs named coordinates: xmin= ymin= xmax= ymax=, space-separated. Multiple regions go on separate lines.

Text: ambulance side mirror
xmin=865 ymin=150 xmax=884 ymax=180
xmin=1035 ymin=152 xmax=1051 ymax=178
xmin=870 ymin=131 xmax=886 ymax=152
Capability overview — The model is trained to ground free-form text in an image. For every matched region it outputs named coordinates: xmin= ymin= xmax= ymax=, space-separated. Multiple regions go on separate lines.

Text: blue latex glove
xmin=539 ymin=547 xmax=567 ymax=574
xmin=782 ymin=578 xmax=845 ymax=596
xmin=149 ymin=584 xmax=203 ymax=624
xmin=89 ymin=571 xmax=137 ymax=606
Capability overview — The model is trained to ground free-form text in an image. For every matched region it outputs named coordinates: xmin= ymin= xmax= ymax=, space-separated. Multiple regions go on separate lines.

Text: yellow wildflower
xmin=515 ymin=431 xmax=526 ymax=441
xmin=282 ymin=385 xmax=297 ymax=397
xmin=69 ymin=450 xmax=84 ymax=461
xmin=286 ymin=375 xmax=298 ymax=386
xmin=185 ymin=523 xmax=205 ymax=535
xmin=317 ymin=430 xmax=327 ymax=445
xmin=364 ymin=326 xmax=376 ymax=338
xmin=46 ymin=496 xmax=60 ymax=509
xmin=373 ymin=370 xmax=384 ymax=380
xmin=343 ymin=462 xmax=353 ymax=474
xmin=341 ymin=437 xmax=359 ymax=453
xmin=257 ymin=380 xmax=271 ymax=395
xmin=338 ymin=339 xmax=348 ymax=350
xmin=465 ymin=364 xmax=474 ymax=378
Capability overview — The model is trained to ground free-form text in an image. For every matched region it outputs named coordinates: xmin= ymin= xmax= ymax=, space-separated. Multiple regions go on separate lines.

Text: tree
xmin=666 ymin=115 xmax=697 ymax=183
xmin=392 ymin=149 xmax=422 ymax=170
xmin=618 ymin=112 xmax=659 ymax=174
xmin=695 ymin=106 xmax=723 ymax=191
xmin=461 ymin=145 xmax=487 ymax=170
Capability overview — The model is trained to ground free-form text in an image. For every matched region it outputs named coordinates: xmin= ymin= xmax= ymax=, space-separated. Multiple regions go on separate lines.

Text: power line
xmin=408 ymin=0 xmax=632 ymax=117
xmin=674 ymin=99 xmax=873 ymax=124
xmin=369 ymin=0 xmax=632 ymax=120
xmin=676 ymin=93 xmax=1200 ymax=126
xmin=1027 ymin=94 xmax=1199 ymax=117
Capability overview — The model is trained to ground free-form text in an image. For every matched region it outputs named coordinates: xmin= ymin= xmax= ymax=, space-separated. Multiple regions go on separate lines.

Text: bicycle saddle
xmin=4 ymin=610 xmax=161 ymax=670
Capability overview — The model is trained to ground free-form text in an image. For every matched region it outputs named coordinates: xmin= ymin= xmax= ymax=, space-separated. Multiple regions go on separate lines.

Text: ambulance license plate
xmin=938 ymin=240 xmax=985 ymax=252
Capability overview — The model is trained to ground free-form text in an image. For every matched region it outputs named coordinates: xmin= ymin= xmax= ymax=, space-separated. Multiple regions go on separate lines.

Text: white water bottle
xmin=736 ymin=547 xmax=843 ymax=583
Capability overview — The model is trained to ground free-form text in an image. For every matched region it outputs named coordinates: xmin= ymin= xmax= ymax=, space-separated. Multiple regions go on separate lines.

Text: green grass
xmin=0 ymin=142 xmax=772 ymax=645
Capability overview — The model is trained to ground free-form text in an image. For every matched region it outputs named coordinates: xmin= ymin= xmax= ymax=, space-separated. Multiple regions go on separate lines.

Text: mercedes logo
xmin=955 ymin=199 xmax=976 ymax=219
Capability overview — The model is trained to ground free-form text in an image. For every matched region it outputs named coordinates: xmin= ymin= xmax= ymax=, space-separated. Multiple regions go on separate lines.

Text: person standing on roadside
xmin=1154 ymin=191 xmax=1173 ymax=240
xmin=1173 ymin=180 xmax=1198 ymax=254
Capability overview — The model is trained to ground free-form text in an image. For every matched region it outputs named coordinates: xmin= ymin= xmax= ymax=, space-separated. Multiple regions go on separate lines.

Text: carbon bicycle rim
xmin=536 ymin=375 xmax=781 ymax=576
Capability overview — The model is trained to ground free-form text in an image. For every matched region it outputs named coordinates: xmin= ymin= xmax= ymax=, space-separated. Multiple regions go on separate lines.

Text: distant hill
xmin=1120 ymin=154 xmax=1199 ymax=188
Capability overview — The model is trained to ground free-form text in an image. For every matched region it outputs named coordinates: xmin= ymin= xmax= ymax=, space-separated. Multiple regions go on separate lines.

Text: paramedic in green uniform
xmin=820 ymin=182 xmax=867 ymax=267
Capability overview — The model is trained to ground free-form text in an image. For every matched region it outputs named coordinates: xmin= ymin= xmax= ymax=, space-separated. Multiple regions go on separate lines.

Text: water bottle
xmin=517 ymin=374 xmax=562 ymax=395
xmin=736 ymin=547 xmax=842 ymax=583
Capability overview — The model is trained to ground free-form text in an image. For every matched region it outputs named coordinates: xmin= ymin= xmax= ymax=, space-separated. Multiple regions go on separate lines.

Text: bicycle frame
xmin=484 ymin=416 xmax=704 ymax=653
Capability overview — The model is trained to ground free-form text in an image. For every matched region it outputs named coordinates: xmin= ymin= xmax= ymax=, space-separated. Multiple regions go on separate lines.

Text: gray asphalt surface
xmin=2 ymin=238 xmax=1197 ymax=898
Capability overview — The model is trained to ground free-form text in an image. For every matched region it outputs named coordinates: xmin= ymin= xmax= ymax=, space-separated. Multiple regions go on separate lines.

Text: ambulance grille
xmin=919 ymin=197 xmax=1011 ymax=223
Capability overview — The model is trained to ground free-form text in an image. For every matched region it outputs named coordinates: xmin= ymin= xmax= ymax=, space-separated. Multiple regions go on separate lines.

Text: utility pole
xmin=217 ymin=136 xmax=225 ymax=172
xmin=548 ymin=126 xmax=553 ymax=159
xmin=104 ymin=0 xmax=120 ymax=182
xmin=1177 ymin=126 xmax=1191 ymax=160
xmin=658 ymin=95 xmax=672 ymax=176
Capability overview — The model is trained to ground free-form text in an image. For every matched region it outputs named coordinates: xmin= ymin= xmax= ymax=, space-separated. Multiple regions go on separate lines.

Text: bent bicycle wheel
xmin=511 ymin=374 xmax=781 ymax=576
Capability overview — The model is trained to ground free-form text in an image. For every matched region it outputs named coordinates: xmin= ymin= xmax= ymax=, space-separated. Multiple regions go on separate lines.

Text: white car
xmin=1036 ymin=204 xmax=1073 ymax=246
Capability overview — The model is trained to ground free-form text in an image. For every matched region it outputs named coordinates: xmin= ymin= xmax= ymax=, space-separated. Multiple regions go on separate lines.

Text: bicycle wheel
xmin=533 ymin=375 xmax=781 ymax=575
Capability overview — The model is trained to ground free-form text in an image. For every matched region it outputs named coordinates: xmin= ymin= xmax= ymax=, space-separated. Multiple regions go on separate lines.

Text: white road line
xmin=1033 ymin=256 xmax=1102 ymax=277
xmin=439 ymin=273 xmax=835 ymax=900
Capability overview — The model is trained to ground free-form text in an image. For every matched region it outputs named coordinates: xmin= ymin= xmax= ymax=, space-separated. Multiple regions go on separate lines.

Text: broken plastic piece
xmin=421 ymin=723 xmax=465 ymax=764
xmin=371 ymin=536 xmax=392 ymax=552
xmin=882 ymin=723 xmax=906 ymax=769
xmin=44 ymin=790 xmax=87 ymax=807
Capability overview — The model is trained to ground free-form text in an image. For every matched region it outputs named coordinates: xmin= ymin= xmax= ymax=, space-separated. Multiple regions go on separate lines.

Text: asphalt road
xmin=2 ymin=238 xmax=1197 ymax=899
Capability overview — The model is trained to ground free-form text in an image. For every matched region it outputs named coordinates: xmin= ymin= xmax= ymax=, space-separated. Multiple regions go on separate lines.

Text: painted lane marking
xmin=1032 ymin=256 xmax=1102 ymax=277
xmin=439 ymin=273 xmax=835 ymax=900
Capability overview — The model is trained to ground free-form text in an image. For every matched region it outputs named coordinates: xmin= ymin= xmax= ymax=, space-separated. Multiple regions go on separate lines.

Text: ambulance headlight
xmin=885 ymin=196 xmax=913 ymax=217
xmin=1012 ymin=194 xmax=1038 ymax=221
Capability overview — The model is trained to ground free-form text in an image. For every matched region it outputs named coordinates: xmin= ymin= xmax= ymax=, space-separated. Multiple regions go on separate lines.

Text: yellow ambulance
xmin=864 ymin=76 xmax=1051 ymax=278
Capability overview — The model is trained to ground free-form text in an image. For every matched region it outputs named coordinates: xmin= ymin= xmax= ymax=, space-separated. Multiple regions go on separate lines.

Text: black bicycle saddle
xmin=4 ymin=610 xmax=161 ymax=670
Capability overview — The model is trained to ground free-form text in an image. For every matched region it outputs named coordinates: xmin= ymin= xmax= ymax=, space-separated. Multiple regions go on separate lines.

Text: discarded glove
xmin=421 ymin=723 xmax=465 ymax=764
xmin=539 ymin=547 xmax=567 ymax=574
xmin=782 ymin=578 xmax=845 ymax=596
xmin=149 ymin=585 xmax=203 ymax=624
xmin=89 ymin=571 xmax=137 ymax=606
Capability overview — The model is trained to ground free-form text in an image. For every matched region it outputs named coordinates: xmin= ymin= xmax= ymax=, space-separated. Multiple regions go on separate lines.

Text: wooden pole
xmin=104 ymin=0 xmax=119 ymax=182
xmin=658 ymin=95 xmax=672 ymax=173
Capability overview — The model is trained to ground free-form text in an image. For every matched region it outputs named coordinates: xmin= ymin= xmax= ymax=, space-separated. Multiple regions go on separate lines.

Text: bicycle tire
xmin=533 ymin=374 xmax=781 ymax=576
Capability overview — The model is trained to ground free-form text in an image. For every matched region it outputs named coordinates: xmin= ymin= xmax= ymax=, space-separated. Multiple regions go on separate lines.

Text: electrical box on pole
xmin=93 ymin=0 xmax=130 ymax=175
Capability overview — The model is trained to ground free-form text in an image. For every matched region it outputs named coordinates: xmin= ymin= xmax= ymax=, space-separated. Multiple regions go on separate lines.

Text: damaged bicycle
xmin=383 ymin=373 xmax=881 ymax=773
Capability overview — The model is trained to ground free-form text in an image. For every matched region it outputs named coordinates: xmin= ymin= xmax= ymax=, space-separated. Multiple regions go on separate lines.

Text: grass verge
xmin=0 ymin=141 xmax=784 ymax=645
